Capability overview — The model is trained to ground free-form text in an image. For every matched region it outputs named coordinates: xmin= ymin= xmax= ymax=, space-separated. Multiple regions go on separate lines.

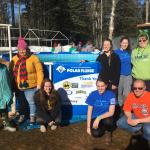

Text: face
xmin=44 ymin=81 xmax=52 ymax=94
xmin=138 ymin=36 xmax=148 ymax=48
xmin=120 ymin=39 xmax=129 ymax=50
xmin=133 ymin=81 xmax=146 ymax=97
xmin=18 ymin=48 xmax=26 ymax=56
xmin=96 ymin=81 xmax=107 ymax=94
xmin=103 ymin=41 xmax=111 ymax=52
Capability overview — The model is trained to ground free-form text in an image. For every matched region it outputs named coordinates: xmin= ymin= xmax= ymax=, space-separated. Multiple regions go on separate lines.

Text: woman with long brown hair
xmin=96 ymin=38 xmax=121 ymax=93
xmin=34 ymin=79 xmax=61 ymax=132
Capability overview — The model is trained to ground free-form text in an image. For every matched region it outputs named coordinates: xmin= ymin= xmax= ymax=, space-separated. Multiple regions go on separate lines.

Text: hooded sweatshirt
xmin=131 ymin=32 xmax=150 ymax=80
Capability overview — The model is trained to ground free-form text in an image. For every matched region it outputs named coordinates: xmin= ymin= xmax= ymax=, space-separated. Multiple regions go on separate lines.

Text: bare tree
xmin=108 ymin=0 xmax=117 ymax=40
xmin=90 ymin=0 xmax=102 ymax=47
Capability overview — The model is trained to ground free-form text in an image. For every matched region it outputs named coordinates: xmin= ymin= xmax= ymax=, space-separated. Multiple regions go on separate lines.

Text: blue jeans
xmin=16 ymin=88 xmax=37 ymax=118
xmin=24 ymin=88 xmax=37 ymax=117
xmin=117 ymin=114 xmax=150 ymax=140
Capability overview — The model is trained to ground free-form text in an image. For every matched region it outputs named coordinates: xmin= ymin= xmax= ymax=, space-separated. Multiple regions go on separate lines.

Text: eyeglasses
xmin=138 ymin=39 xmax=147 ymax=42
xmin=133 ymin=87 xmax=144 ymax=91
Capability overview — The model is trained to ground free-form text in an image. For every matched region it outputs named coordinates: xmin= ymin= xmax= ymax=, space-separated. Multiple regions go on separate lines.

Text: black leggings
xmin=91 ymin=117 xmax=115 ymax=137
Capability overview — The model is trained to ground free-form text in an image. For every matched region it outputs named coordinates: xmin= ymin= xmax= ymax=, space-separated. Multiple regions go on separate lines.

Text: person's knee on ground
xmin=102 ymin=117 xmax=115 ymax=132
xmin=91 ymin=128 xmax=105 ymax=137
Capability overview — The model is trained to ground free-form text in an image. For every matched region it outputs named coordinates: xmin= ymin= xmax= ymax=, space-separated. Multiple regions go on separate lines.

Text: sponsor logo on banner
xmin=63 ymin=81 xmax=71 ymax=89
xmin=81 ymin=81 xmax=94 ymax=88
xmin=76 ymin=90 xmax=86 ymax=94
xmin=56 ymin=65 xmax=94 ymax=74
xmin=71 ymin=100 xmax=78 ymax=103
xmin=66 ymin=90 xmax=73 ymax=95
xmin=56 ymin=66 xmax=66 ymax=73
xmin=71 ymin=83 xmax=78 ymax=88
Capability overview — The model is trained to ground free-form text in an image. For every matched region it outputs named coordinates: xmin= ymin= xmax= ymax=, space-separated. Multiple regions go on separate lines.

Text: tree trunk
xmin=92 ymin=0 xmax=101 ymax=48
xmin=10 ymin=0 xmax=15 ymax=26
xmin=109 ymin=0 xmax=116 ymax=40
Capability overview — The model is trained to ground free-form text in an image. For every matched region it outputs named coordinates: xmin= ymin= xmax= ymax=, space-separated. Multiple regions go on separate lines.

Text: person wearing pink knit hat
xmin=10 ymin=37 xmax=44 ymax=124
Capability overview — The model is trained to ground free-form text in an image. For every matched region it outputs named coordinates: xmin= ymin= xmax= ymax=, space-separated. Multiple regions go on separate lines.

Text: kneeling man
xmin=117 ymin=79 xmax=150 ymax=146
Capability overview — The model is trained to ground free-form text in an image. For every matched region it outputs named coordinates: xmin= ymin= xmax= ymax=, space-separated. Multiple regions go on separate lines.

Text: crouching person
xmin=0 ymin=62 xmax=16 ymax=132
xmin=86 ymin=78 xmax=116 ymax=145
xmin=34 ymin=79 xmax=61 ymax=133
xmin=117 ymin=80 xmax=150 ymax=147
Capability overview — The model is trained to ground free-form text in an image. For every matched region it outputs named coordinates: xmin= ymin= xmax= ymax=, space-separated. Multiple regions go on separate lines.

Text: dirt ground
xmin=0 ymin=121 xmax=149 ymax=150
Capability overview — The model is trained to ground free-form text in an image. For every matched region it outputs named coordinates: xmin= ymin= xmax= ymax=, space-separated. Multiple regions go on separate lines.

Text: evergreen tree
xmin=0 ymin=1 xmax=9 ymax=24
xmin=114 ymin=0 xmax=141 ymax=37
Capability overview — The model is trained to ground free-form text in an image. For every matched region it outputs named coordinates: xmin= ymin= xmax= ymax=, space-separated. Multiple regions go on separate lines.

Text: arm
xmin=137 ymin=117 xmax=150 ymax=123
xmin=124 ymin=111 xmax=132 ymax=119
xmin=93 ymin=105 xmax=115 ymax=129
xmin=125 ymin=111 xmax=150 ymax=125
xmin=33 ymin=56 xmax=44 ymax=89
xmin=87 ymin=105 xmax=93 ymax=135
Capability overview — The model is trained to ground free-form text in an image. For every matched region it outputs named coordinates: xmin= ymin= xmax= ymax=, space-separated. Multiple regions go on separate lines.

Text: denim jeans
xmin=117 ymin=114 xmax=150 ymax=140
xmin=24 ymin=88 xmax=37 ymax=117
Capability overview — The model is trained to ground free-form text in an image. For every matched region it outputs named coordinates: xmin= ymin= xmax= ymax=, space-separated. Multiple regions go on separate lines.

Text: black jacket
xmin=96 ymin=52 xmax=121 ymax=86
xmin=34 ymin=90 xmax=61 ymax=123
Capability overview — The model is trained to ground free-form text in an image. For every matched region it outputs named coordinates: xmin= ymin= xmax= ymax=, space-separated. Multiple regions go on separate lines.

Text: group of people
xmin=86 ymin=32 xmax=150 ymax=147
xmin=0 ymin=33 xmax=150 ymax=148
xmin=0 ymin=37 xmax=61 ymax=133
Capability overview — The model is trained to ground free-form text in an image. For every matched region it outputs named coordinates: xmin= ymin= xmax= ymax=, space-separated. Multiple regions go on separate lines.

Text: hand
xmin=80 ymin=60 xmax=86 ymax=62
xmin=48 ymin=121 xmax=55 ymax=126
xmin=93 ymin=117 xmax=100 ymax=129
xmin=127 ymin=118 xmax=139 ymax=126
xmin=112 ymin=85 xmax=117 ymax=90
xmin=87 ymin=127 xmax=91 ymax=135
xmin=37 ymin=85 xmax=41 ymax=90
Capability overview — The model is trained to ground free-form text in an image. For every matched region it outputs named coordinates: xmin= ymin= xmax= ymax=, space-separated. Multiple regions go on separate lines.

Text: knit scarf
xmin=13 ymin=54 xmax=29 ymax=88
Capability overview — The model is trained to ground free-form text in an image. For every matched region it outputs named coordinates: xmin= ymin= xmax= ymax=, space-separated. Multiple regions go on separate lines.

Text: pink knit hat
xmin=17 ymin=37 xmax=27 ymax=50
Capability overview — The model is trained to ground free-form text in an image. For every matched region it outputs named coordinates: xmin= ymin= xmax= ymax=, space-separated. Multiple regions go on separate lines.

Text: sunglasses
xmin=133 ymin=87 xmax=144 ymax=90
xmin=138 ymin=39 xmax=147 ymax=42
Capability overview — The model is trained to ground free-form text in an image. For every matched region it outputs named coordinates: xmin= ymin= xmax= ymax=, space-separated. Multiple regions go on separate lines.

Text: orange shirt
xmin=123 ymin=92 xmax=150 ymax=119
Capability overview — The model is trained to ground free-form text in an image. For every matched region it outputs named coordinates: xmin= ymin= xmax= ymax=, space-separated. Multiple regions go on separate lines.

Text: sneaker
xmin=3 ymin=125 xmax=16 ymax=132
xmin=18 ymin=115 xmax=25 ymax=124
xmin=51 ymin=124 xmax=57 ymax=131
xmin=30 ymin=116 xmax=35 ymax=123
xmin=40 ymin=125 xmax=46 ymax=133
xmin=3 ymin=121 xmax=16 ymax=132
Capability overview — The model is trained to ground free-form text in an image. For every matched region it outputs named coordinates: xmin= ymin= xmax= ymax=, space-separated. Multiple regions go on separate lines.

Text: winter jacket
xmin=0 ymin=64 xmax=12 ymax=109
xmin=10 ymin=54 xmax=44 ymax=90
xmin=34 ymin=90 xmax=61 ymax=123
xmin=96 ymin=52 xmax=121 ymax=86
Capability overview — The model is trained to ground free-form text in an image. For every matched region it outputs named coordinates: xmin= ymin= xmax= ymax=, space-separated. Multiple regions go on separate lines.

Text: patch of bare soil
xmin=0 ymin=122 xmax=149 ymax=150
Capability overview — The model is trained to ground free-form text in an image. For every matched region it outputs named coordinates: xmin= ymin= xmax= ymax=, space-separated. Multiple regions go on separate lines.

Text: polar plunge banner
xmin=53 ymin=62 xmax=101 ymax=105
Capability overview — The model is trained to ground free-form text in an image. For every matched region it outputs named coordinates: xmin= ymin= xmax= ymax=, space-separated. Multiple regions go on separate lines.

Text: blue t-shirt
xmin=115 ymin=49 xmax=131 ymax=76
xmin=85 ymin=90 xmax=116 ymax=118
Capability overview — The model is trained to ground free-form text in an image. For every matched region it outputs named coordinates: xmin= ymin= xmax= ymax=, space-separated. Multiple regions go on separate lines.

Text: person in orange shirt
xmin=117 ymin=79 xmax=150 ymax=147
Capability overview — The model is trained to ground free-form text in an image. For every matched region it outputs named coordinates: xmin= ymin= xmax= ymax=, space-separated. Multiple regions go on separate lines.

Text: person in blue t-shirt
xmin=86 ymin=78 xmax=116 ymax=145
xmin=115 ymin=37 xmax=132 ymax=107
